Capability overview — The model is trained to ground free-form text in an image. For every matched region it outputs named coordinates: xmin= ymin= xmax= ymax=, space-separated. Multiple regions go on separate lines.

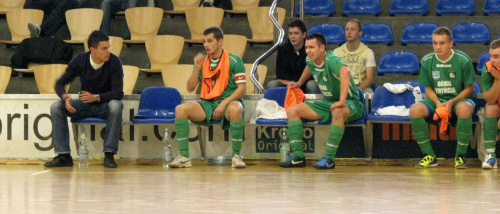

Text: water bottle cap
xmin=165 ymin=128 xmax=169 ymax=132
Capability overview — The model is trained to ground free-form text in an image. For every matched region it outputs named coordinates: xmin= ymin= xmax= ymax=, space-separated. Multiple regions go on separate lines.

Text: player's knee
xmin=226 ymin=102 xmax=243 ymax=115
xmin=108 ymin=100 xmax=123 ymax=115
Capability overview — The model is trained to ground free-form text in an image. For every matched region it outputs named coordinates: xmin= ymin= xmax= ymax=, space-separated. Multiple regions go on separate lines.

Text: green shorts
xmin=192 ymin=99 xmax=245 ymax=130
xmin=305 ymin=99 xmax=364 ymax=124
xmin=418 ymin=98 xmax=475 ymax=125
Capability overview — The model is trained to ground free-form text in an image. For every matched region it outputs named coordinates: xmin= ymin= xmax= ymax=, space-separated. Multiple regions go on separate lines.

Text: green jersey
xmin=306 ymin=51 xmax=360 ymax=103
xmin=198 ymin=52 xmax=246 ymax=101
xmin=419 ymin=49 xmax=476 ymax=102
xmin=481 ymin=63 xmax=495 ymax=92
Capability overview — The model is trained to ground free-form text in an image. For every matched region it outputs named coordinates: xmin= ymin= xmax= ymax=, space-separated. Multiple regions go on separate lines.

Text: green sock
xmin=175 ymin=119 xmax=190 ymax=158
xmin=411 ymin=117 xmax=435 ymax=157
xmin=230 ymin=119 xmax=244 ymax=156
xmin=455 ymin=117 xmax=472 ymax=156
xmin=325 ymin=125 xmax=344 ymax=160
xmin=484 ymin=117 xmax=498 ymax=158
xmin=288 ymin=120 xmax=304 ymax=158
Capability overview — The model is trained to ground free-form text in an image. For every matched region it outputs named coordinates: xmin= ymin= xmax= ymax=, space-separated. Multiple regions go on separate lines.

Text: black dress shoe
xmin=104 ymin=154 xmax=117 ymax=168
xmin=44 ymin=154 xmax=73 ymax=167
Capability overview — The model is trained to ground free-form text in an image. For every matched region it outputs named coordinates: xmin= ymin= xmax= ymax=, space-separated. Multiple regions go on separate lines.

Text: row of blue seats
xmin=309 ymin=22 xmax=493 ymax=45
xmin=358 ymin=50 xmax=490 ymax=76
xmin=296 ymin=0 xmax=500 ymax=17
xmin=72 ymin=83 xmax=482 ymax=160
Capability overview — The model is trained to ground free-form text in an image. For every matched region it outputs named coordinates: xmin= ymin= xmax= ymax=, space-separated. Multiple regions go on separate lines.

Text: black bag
xmin=11 ymin=37 xmax=73 ymax=68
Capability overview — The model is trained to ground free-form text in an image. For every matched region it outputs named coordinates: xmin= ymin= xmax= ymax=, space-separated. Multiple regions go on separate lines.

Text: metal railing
xmin=249 ymin=0 xmax=285 ymax=94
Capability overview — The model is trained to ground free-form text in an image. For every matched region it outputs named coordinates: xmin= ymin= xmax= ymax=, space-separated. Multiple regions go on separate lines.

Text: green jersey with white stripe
xmin=419 ymin=49 xmax=476 ymax=102
xmin=198 ymin=51 xmax=246 ymax=101
xmin=306 ymin=51 xmax=360 ymax=103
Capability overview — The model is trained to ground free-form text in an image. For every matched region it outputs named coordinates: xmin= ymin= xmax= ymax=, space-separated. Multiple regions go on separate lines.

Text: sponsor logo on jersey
xmin=449 ymin=71 xmax=455 ymax=78
xmin=432 ymin=71 xmax=440 ymax=79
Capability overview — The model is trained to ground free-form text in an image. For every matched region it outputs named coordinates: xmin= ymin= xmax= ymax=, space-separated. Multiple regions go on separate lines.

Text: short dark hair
xmin=491 ymin=39 xmax=500 ymax=50
xmin=88 ymin=30 xmax=109 ymax=49
xmin=347 ymin=19 xmax=362 ymax=32
xmin=288 ymin=20 xmax=307 ymax=33
xmin=433 ymin=27 xmax=453 ymax=42
xmin=203 ymin=27 xmax=224 ymax=40
xmin=306 ymin=33 xmax=327 ymax=47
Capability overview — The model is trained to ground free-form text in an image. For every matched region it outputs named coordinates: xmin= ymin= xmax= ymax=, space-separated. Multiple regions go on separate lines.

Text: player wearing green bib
xmin=279 ymin=33 xmax=364 ymax=169
xmin=481 ymin=39 xmax=500 ymax=169
xmin=411 ymin=27 xmax=476 ymax=169
xmin=169 ymin=27 xmax=247 ymax=168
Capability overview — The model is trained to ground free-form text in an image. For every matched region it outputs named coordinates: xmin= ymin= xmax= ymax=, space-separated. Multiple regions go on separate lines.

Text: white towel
xmin=375 ymin=105 xmax=410 ymax=116
xmin=383 ymin=83 xmax=422 ymax=103
xmin=250 ymin=98 xmax=287 ymax=124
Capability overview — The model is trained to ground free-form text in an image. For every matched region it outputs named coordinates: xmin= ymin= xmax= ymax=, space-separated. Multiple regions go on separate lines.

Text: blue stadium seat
xmin=378 ymin=51 xmax=420 ymax=75
xmin=295 ymin=0 xmax=335 ymax=16
xmin=368 ymin=85 xmax=419 ymax=123
xmin=389 ymin=0 xmax=429 ymax=16
xmin=477 ymin=51 xmax=490 ymax=74
xmin=256 ymin=87 xmax=288 ymax=125
xmin=308 ymin=23 xmax=346 ymax=45
xmin=484 ymin=0 xmax=500 ymax=15
xmin=342 ymin=0 xmax=381 ymax=16
xmin=436 ymin=0 xmax=475 ymax=15
xmin=360 ymin=23 xmax=393 ymax=45
xmin=452 ymin=22 xmax=490 ymax=44
xmin=132 ymin=86 xmax=181 ymax=124
xmin=401 ymin=22 xmax=439 ymax=45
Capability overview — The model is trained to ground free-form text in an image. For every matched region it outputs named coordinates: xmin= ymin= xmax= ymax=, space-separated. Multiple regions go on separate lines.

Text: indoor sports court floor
xmin=0 ymin=160 xmax=499 ymax=213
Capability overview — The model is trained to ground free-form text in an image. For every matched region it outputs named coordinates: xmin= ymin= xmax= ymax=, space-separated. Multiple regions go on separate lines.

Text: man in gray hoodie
xmin=334 ymin=19 xmax=376 ymax=93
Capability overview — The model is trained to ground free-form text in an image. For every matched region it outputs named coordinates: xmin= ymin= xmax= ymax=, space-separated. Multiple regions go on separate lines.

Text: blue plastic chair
xmin=389 ymin=0 xmax=428 ymax=16
xmin=132 ymin=86 xmax=181 ymax=124
xmin=484 ymin=0 xmax=500 ymax=15
xmin=378 ymin=51 xmax=420 ymax=75
xmin=255 ymin=87 xmax=288 ymax=125
xmin=368 ymin=86 xmax=417 ymax=123
xmin=360 ymin=23 xmax=394 ymax=45
xmin=308 ymin=23 xmax=346 ymax=45
xmin=477 ymin=51 xmax=490 ymax=75
xmin=401 ymin=22 xmax=439 ymax=45
xmin=452 ymin=22 xmax=490 ymax=44
xmin=295 ymin=0 xmax=335 ymax=16
xmin=436 ymin=0 xmax=475 ymax=15
xmin=342 ymin=0 xmax=381 ymax=16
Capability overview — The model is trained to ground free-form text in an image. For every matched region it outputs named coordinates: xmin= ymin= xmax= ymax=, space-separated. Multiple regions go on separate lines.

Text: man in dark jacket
xmin=266 ymin=20 xmax=320 ymax=94
xmin=44 ymin=30 xmax=124 ymax=168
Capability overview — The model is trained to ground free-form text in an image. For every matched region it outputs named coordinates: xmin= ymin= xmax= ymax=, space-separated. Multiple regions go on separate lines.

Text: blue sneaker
xmin=279 ymin=154 xmax=306 ymax=168
xmin=482 ymin=154 xmax=497 ymax=169
xmin=312 ymin=156 xmax=335 ymax=169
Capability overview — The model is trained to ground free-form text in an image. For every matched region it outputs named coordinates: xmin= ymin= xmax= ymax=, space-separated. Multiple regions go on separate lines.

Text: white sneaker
xmin=482 ymin=154 xmax=498 ymax=169
xmin=168 ymin=155 xmax=192 ymax=168
xmin=232 ymin=155 xmax=246 ymax=168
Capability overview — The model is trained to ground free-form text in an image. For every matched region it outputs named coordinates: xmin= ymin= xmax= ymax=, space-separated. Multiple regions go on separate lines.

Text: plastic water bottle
xmin=163 ymin=128 xmax=173 ymax=168
xmin=78 ymin=127 xmax=89 ymax=167
xmin=207 ymin=156 xmax=232 ymax=165
xmin=280 ymin=128 xmax=290 ymax=162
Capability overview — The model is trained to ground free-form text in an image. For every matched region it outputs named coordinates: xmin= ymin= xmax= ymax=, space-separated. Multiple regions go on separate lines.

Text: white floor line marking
xmin=321 ymin=201 xmax=341 ymax=203
xmin=77 ymin=199 xmax=98 ymax=202
xmin=222 ymin=200 xmax=244 ymax=203
xmin=30 ymin=170 xmax=51 ymax=176
xmin=470 ymin=202 xmax=492 ymax=204
xmin=485 ymin=192 xmax=500 ymax=194
xmin=271 ymin=201 xmax=292 ymax=203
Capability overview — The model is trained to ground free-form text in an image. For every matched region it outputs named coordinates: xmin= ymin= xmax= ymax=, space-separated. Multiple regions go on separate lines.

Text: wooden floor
xmin=0 ymin=160 xmax=499 ymax=213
